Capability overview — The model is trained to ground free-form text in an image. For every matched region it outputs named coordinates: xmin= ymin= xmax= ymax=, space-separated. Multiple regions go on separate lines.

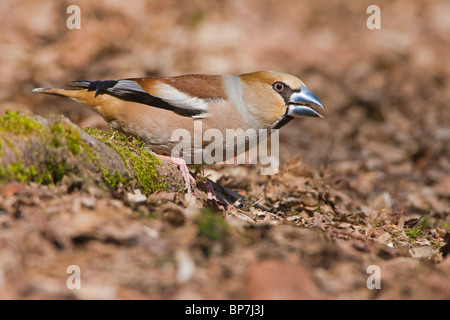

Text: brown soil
xmin=0 ymin=0 xmax=449 ymax=299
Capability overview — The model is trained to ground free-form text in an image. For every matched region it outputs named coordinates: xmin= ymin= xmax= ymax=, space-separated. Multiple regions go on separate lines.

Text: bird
xmin=33 ymin=71 xmax=325 ymax=198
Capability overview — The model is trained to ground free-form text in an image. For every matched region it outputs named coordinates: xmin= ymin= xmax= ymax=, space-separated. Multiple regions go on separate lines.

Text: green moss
xmin=101 ymin=168 xmax=129 ymax=188
xmin=196 ymin=209 xmax=228 ymax=241
xmin=0 ymin=159 xmax=64 ymax=185
xmin=0 ymin=162 xmax=38 ymax=183
xmin=0 ymin=112 xmax=96 ymax=185
xmin=405 ymin=217 xmax=429 ymax=240
xmin=85 ymin=128 xmax=163 ymax=194
xmin=0 ymin=110 xmax=43 ymax=135
xmin=0 ymin=112 xmax=166 ymax=194
xmin=0 ymin=145 xmax=72 ymax=185
xmin=50 ymin=118 xmax=85 ymax=156
xmin=195 ymin=209 xmax=229 ymax=257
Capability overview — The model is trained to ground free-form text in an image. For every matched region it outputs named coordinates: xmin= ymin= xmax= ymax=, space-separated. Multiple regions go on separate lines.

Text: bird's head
xmin=239 ymin=71 xmax=325 ymax=128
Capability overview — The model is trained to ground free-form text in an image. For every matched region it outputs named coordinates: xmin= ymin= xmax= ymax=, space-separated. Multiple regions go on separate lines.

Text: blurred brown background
xmin=1 ymin=0 xmax=450 ymax=300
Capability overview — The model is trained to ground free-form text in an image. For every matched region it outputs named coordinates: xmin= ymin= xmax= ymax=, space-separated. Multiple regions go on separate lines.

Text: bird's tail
xmin=32 ymin=81 xmax=101 ymax=105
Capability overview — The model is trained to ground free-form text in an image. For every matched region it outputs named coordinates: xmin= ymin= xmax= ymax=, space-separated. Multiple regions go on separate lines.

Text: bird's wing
xmin=68 ymin=75 xmax=226 ymax=118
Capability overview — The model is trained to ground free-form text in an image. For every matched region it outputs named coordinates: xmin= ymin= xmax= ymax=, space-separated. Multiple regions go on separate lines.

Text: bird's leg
xmin=156 ymin=155 xmax=196 ymax=193
xmin=156 ymin=155 xmax=221 ymax=205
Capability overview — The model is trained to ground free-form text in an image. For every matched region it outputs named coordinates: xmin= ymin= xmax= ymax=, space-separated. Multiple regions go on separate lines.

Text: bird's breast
xmin=106 ymin=98 xmax=272 ymax=164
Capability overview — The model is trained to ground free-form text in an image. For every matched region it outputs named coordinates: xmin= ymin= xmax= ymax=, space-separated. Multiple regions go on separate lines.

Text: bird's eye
xmin=273 ymin=82 xmax=285 ymax=92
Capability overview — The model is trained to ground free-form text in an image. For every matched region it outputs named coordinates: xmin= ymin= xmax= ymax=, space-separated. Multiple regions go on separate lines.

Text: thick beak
xmin=287 ymin=85 xmax=325 ymax=118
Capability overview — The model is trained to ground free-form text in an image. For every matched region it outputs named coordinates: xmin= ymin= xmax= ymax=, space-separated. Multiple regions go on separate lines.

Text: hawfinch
xmin=33 ymin=71 xmax=324 ymax=194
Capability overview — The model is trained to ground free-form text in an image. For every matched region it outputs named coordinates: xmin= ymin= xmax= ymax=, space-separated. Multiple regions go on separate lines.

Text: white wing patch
xmin=153 ymin=83 xmax=209 ymax=115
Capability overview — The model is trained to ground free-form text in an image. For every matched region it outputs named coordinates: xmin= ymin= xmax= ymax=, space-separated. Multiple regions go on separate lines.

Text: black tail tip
xmin=67 ymin=80 xmax=118 ymax=92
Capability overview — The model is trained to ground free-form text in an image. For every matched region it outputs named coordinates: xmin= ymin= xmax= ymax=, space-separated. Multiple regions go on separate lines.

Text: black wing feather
xmin=67 ymin=79 xmax=204 ymax=117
